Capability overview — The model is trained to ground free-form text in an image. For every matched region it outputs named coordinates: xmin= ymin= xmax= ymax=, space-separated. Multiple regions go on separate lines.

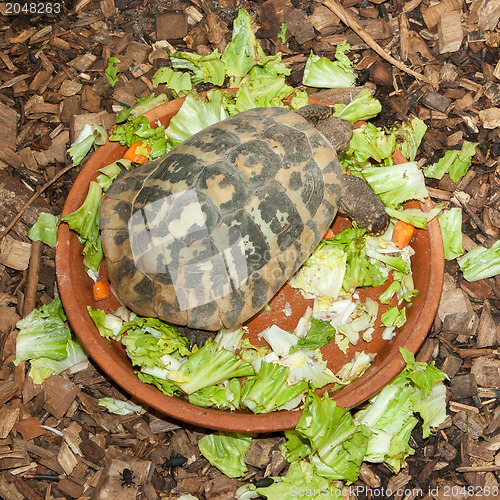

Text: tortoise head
xmin=295 ymin=103 xmax=353 ymax=156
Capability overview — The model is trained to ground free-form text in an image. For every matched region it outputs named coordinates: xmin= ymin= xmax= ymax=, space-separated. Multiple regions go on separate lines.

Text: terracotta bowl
xmin=56 ymin=96 xmax=444 ymax=432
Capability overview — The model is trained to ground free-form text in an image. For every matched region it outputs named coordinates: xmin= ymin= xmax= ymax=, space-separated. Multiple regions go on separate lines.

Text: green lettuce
xmin=96 ymin=158 xmax=131 ymax=192
xmin=60 ymin=180 xmax=103 ymax=272
xmin=221 ymin=9 xmax=269 ymax=83
xmin=392 ymin=117 xmax=427 ymax=162
xmin=68 ymin=121 xmax=107 ymax=166
xmin=256 ymin=461 xmax=340 ymax=499
xmin=291 ymin=319 xmax=335 ymax=352
xmin=120 ymin=316 xmax=190 ymax=368
xmin=169 ymin=50 xmax=226 ymax=86
xmin=109 ymin=115 xmax=168 ymax=158
xmin=240 ymin=361 xmax=308 ymax=413
xmin=343 ymin=122 xmax=396 ymax=166
xmin=165 ymin=90 xmax=228 ymax=147
xmin=423 ymin=141 xmax=478 ymax=183
xmin=14 ymin=297 xmax=88 ymax=383
xmin=28 ymin=212 xmax=59 ymax=248
xmin=438 ymin=207 xmax=463 ymax=260
xmin=151 ymin=67 xmax=193 ymax=95
xmin=457 ymin=240 xmax=500 ymax=282
xmin=385 ymin=204 xmax=443 ymax=229
xmin=28 ymin=337 xmax=87 ymax=384
xmin=361 ymin=162 xmax=429 ymax=208
xmin=295 ymin=391 xmax=370 ymax=484
xmin=327 ymin=227 xmax=387 ymax=291
xmin=233 ymin=70 xmax=294 ymax=113
xmin=354 ymin=347 xmax=447 ymax=470
xmin=98 ymin=397 xmax=142 ymax=415
xmin=87 ymin=307 xmax=124 ymax=340
xmin=198 ymin=432 xmax=254 ymax=478
xmin=168 ymin=339 xmax=254 ymax=395
xmin=302 ymin=42 xmax=356 ymax=88
xmin=290 ymin=244 xmax=347 ymax=300
xmin=105 ymin=57 xmax=120 ymax=86
xmin=116 ymin=94 xmax=170 ymax=123
xmin=333 ymin=88 xmax=382 ymax=123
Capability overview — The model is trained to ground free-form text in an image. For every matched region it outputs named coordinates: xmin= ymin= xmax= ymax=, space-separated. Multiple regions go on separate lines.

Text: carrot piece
xmin=392 ymin=220 xmax=415 ymax=249
xmin=323 ymin=227 xmax=335 ymax=239
xmin=123 ymin=141 xmax=151 ymax=164
xmin=93 ymin=280 xmax=111 ymax=301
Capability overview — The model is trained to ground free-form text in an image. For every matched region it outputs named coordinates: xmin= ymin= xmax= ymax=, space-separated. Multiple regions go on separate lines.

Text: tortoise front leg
xmin=340 ymin=175 xmax=390 ymax=235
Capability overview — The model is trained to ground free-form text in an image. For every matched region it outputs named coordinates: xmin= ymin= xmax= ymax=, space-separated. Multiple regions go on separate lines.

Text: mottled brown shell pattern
xmin=100 ymin=107 xmax=344 ymax=330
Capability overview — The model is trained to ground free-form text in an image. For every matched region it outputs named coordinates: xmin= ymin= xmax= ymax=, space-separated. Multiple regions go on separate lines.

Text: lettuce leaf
xmin=423 ymin=141 xmax=478 ymax=183
xmin=457 ymin=240 xmax=500 ymax=282
xmin=28 ymin=212 xmax=59 ymax=248
xmin=302 ymin=42 xmax=356 ymax=88
xmin=333 ymin=88 xmax=382 ymax=123
xmin=165 ymin=90 xmax=228 ymax=147
xmin=198 ymin=431 xmax=254 ymax=478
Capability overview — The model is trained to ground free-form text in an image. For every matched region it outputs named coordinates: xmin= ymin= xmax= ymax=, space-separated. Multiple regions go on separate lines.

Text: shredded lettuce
xmin=256 ymin=461 xmax=340 ymax=499
xmin=333 ymin=88 xmax=382 ymax=123
xmin=291 ymin=319 xmax=335 ymax=352
xmin=116 ymin=94 xmax=170 ymax=123
xmin=28 ymin=212 xmax=59 ymax=248
xmin=221 ymin=9 xmax=269 ymax=84
xmin=278 ymin=349 xmax=341 ymax=389
xmin=14 ymin=297 xmax=88 ymax=383
xmin=302 ymin=42 xmax=356 ymax=88
xmin=392 ymin=117 xmax=427 ymax=162
xmin=165 ymin=90 xmax=228 ymax=147
xmin=240 ymin=361 xmax=308 ymax=413
xmin=362 ymin=162 xmax=429 ymax=208
xmin=327 ymin=227 xmax=387 ymax=291
xmin=29 ymin=337 xmax=87 ymax=384
xmin=168 ymin=339 xmax=254 ymax=395
xmin=457 ymin=240 xmax=500 ymax=282
xmin=105 ymin=57 xmax=120 ymax=86
xmin=96 ymin=158 xmax=131 ymax=191
xmin=68 ymin=121 xmax=107 ymax=166
xmin=385 ymin=204 xmax=443 ymax=229
xmin=169 ymin=50 xmax=226 ymax=87
xmin=290 ymin=245 xmax=347 ymax=300
xmin=233 ymin=70 xmax=294 ymax=113
xmin=438 ymin=207 xmax=463 ymax=260
xmin=423 ymin=141 xmax=478 ymax=183
xmin=98 ymin=397 xmax=143 ymax=415
xmin=342 ymin=122 xmax=395 ymax=173
xmin=198 ymin=432 xmax=254 ymax=478
xmin=152 ymin=67 xmax=193 ymax=95
xmin=295 ymin=391 xmax=371 ymax=484
xmin=119 ymin=316 xmax=191 ymax=368
xmin=87 ymin=307 xmax=124 ymax=340
xmin=60 ymin=181 xmax=103 ymax=271
xmin=109 ymin=116 xmax=168 ymax=155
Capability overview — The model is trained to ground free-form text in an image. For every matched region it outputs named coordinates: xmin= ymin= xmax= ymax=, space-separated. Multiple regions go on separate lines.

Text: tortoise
xmin=99 ymin=104 xmax=389 ymax=332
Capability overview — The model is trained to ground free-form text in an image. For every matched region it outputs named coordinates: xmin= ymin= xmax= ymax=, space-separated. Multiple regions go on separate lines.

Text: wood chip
xmin=422 ymin=0 xmax=462 ymax=30
xmin=156 ymin=12 xmax=188 ymax=41
xmin=438 ymin=11 xmax=463 ymax=54
xmin=451 ymin=373 xmax=479 ymax=400
xmin=0 ymin=407 xmax=19 ymax=439
xmin=42 ymin=375 xmax=80 ymax=419
xmin=478 ymin=107 xmax=500 ymax=129
xmin=470 ymin=357 xmax=500 ymax=388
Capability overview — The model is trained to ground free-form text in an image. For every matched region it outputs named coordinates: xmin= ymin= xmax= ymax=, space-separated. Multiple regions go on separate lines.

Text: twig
xmin=0 ymin=162 xmax=75 ymax=242
xmin=322 ymin=0 xmax=431 ymax=84
xmin=23 ymin=240 xmax=43 ymax=316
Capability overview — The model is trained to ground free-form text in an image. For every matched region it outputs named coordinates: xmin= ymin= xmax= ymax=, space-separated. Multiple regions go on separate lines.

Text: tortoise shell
xmin=99 ymin=107 xmax=344 ymax=331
